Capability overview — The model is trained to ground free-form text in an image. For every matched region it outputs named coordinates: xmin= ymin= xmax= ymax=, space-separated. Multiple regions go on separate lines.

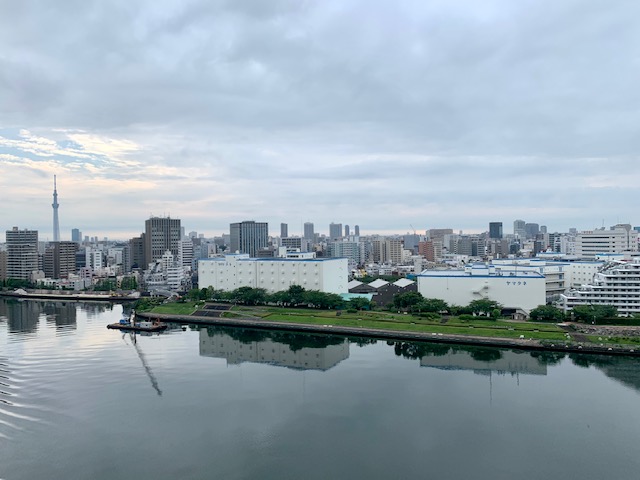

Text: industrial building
xmin=198 ymin=254 xmax=348 ymax=294
xmin=417 ymin=264 xmax=545 ymax=313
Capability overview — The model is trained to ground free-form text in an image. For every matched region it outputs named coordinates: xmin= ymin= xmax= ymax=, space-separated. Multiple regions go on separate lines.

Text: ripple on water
xmin=0 ymin=357 xmax=57 ymax=440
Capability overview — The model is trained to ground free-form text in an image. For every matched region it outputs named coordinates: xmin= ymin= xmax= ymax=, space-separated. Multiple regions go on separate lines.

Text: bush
xmin=457 ymin=314 xmax=476 ymax=321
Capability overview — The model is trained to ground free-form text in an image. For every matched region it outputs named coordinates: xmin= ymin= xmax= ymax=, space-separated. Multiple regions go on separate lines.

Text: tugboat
xmin=107 ymin=310 xmax=167 ymax=333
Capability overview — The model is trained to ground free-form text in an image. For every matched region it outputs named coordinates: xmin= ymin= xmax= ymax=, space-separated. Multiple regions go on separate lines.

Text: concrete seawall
xmin=0 ymin=291 xmax=138 ymax=302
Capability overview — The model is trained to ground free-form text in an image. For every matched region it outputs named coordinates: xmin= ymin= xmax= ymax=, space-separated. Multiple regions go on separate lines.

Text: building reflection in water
xmin=43 ymin=302 xmax=78 ymax=329
xmin=0 ymin=298 xmax=115 ymax=334
xmin=0 ymin=299 xmax=43 ymax=334
xmin=391 ymin=341 xmax=551 ymax=377
xmin=200 ymin=326 xmax=350 ymax=371
xmin=419 ymin=348 xmax=548 ymax=376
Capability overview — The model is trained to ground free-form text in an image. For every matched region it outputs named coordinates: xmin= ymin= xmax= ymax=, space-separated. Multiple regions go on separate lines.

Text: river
xmin=1 ymin=299 xmax=639 ymax=480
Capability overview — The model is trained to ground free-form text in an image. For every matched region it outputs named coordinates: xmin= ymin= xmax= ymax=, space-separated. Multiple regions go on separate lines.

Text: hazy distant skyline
xmin=1 ymin=0 xmax=639 ymax=242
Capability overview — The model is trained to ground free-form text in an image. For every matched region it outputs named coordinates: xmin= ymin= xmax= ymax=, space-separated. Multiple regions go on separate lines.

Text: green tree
xmin=233 ymin=287 xmax=267 ymax=305
xmin=348 ymin=297 xmax=373 ymax=311
xmin=572 ymin=304 xmax=618 ymax=324
xmin=413 ymin=298 xmax=449 ymax=314
xmin=287 ymin=285 xmax=307 ymax=306
xmin=529 ymin=305 xmax=565 ymax=323
xmin=120 ymin=276 xmax=138 ymax=290
xmin=304 ymin=290 xmax=345 ymax=310
xmin=393 ymin=291 xmax=424 ymax=310
xmin=467 ymin=299 xmax=502 ymax=317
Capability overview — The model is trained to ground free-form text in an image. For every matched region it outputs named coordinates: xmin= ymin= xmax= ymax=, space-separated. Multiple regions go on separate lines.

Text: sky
xmin=1 ymin=0 xmax=639 ymax=242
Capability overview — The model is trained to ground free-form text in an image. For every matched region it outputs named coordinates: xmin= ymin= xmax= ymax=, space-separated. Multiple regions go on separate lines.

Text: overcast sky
xmin=1 ymin=0 xmax=639 ymax=241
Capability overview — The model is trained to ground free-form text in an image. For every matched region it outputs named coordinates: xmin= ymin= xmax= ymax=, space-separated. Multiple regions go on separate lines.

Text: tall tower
xmin=144 ymin=217 xmax=182 ymax=267
xmin=229 ymin=221 xmax=268 ymax=257
xmin=52 ymin=175 xmax=60 ymax=242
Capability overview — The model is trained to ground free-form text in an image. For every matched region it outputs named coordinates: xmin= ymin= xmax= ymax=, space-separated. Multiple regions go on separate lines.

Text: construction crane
xmin=410 ymin=224 xmax=416 ymax=235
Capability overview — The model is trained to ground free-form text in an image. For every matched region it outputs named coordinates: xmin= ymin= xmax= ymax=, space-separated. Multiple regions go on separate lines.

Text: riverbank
xmin=137 ymin=308 xmax=640 ymax=357
xmin=0 ymin=289 xmax=139 ymax=302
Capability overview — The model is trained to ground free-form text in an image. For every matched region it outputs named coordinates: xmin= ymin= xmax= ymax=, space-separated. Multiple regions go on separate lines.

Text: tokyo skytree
xmin=52 ymin=175 xmax=60 ymax=242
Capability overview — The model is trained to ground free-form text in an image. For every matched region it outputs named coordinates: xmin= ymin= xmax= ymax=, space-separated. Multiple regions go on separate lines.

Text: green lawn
xmin=585 ymin=335 xmax=640 ymax=346
xmin=149 ymin=301 xmax=203 ymax=315
xmin=149 ymin=302 xmax=569 ymax=341
xmin=257 ymin=311 xmax=567 ymax=340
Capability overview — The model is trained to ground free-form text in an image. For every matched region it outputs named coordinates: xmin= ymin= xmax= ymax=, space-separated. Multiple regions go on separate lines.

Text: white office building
xmin=576 ymin=226 xmax=638 ymax=259
xmin=417 ymin=264 xmax=545 ymax=313
xmin=559 ymin=259 xmax=640 ymax=317
xmin=198 ymin=254 xmax=348 ymax=293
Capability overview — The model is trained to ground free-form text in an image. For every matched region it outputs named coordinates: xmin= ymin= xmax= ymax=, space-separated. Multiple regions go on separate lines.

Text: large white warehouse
xmin=417 ymin=264 xmax=546 ymax=313
xmin=198 ymin=254 xmax=348 ymax=294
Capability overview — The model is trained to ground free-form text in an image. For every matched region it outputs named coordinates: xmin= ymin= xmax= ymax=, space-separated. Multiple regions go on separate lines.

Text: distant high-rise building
xmin=230 ymin=221 xmax=268 ymax=257
xmin=129 ymin=235 xmax=145 ymax=270
xmin=304 ymin=222 xmax=315 ymax=240
xmin=427 ymin=229 xmax=453 ymax=240
xmin=43 ymin=241 xmax=78 ymax=279
xmin=85 ymin=248 xmax=103 ymax=272
xmin=52 ymin=176 xmax=60 ymax=242
xmin=6 ymin=227 xmax=39 ymax=280
xmin=329 ymin=222 xmax=343 ymax=240
xmin=576 ymin=225 xmax=638 ymax=259
xmin=489 ymin=222 xmax=503 ymax=239
xmin=540 ymin=225 xmax=547 ymax=234
xmin=354 ymin=225 xmax=360 ymax=236
xmin=280 ymin=223 xmax=288 ymax=238
xmin=525 ymin=223 xmax=539 ymax=239
xmin=513 ymin=220 xmax=526 ymax=238
xmin=371 ymin=238 xmax=402 ymax=264
xmin=344 ymin=225 xmax=350 ymax=237
xmin=0 ymin=251 xmax=7 ymax=281
xmin=178 ymin=239 xmax=194 ymax=268
xmin=71 ymin=228 xmax=82 ymax=243
xmin=144 ymin=217 xmax=181 ymax=267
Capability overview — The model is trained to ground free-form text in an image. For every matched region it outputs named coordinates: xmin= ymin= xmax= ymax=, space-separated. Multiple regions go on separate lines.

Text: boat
xmin=107 ymin=311 xmax=167 ymax=332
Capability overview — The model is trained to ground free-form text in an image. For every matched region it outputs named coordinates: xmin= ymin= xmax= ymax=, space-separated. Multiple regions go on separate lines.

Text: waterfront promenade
xmin=137 ymin=308 xmax=640 ymax=358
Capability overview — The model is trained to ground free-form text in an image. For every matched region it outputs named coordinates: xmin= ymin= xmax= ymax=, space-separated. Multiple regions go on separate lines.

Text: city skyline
xmin=0 ymin=179 xmax=637 ymax=243
xmin=1 ymin=1 xmax=639 ymax=240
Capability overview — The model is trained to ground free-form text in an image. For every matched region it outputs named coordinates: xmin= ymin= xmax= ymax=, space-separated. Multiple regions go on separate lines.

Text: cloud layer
xmin=1 ymin=0 xmax=639 ymax=240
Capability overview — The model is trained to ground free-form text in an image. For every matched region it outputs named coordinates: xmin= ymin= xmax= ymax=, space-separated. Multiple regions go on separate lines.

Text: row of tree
xmin=527 ymin=304 xmax=639 ymax=324
xmin=185 ymin=285 xmax=637 ymax=324
xmin=186 ymin=285 xmax=375 ymax=311
xmin=391 ymin=291 xmax=503 ymax=318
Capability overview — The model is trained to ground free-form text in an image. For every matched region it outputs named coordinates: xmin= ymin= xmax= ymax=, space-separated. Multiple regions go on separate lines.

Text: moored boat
xmin=107 ymin=311 xmax=167 ymax=332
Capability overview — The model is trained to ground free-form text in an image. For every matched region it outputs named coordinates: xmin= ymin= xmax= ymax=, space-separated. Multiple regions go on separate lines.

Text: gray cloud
xmin=0 ymin=0 xmax=639 ymax=239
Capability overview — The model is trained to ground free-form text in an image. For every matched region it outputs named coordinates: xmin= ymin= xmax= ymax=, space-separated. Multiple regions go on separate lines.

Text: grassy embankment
xmin=585 ymin=335 xmax=640 ymax=346
xmin=148 ymin=302 xmax=568 ymax=341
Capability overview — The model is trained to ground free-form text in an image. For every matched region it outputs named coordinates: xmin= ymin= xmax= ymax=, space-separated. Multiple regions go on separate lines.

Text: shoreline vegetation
xmin=139 ymin=300 xmax=640 ymax=357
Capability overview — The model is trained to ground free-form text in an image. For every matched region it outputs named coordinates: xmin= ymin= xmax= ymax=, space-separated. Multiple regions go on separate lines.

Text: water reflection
xmin=200 ymin=326 xmax=350 ymax=371
xmin=390 ymin=341 xmax=549 ymax=376
xmin=0 ymin=299 xmax=42 ymax=333
xmin=0 ymin=298 xmax=120 ymax=334
xmin=569 ymin=353 xmax=640 ymax=392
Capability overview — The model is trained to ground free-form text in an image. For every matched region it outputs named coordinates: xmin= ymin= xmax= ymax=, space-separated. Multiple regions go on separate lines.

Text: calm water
xmin=1 ymin=299 xmax=640 ymax=480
